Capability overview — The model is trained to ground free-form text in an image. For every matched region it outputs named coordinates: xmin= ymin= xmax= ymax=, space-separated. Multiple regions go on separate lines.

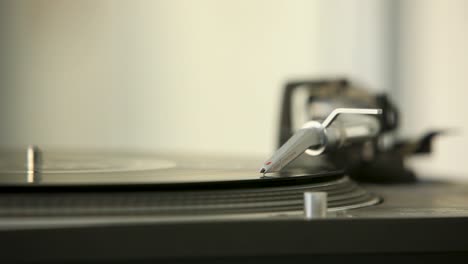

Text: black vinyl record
xmin=0 ymin=149 xmax=344 ymax=188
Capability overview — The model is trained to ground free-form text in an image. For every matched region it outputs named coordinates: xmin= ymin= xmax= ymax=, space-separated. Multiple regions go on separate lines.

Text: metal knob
xmin=26 ymin=145 xmax=42 ymax=183
xmin=303 ymin=192 xmax=327 ymax=219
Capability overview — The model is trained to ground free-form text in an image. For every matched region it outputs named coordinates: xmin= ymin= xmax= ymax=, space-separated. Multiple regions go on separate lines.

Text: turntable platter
xmin=0 ymin=150 xmax=379 ymax=216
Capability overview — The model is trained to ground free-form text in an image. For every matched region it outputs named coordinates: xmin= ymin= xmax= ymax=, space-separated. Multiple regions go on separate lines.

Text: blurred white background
xmin=0 ymin=0 xmax=467 ymax=180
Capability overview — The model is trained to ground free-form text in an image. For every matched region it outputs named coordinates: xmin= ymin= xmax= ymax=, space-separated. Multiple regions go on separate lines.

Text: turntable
xmin=1 ymin=79 xmax=468 ymax=263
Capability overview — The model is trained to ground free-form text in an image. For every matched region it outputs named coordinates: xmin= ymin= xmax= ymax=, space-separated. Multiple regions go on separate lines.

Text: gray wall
xmin=0 ymin=0 xmax=390 ymax=155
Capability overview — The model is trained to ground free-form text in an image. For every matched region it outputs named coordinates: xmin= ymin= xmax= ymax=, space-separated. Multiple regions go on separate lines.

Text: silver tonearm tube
xmin=260 ymin=108 xmax=382 ymax=174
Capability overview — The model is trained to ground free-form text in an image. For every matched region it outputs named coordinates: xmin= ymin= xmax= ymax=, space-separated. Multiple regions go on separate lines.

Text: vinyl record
xmin=0 ymin=149 xmax=344 ymax=188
